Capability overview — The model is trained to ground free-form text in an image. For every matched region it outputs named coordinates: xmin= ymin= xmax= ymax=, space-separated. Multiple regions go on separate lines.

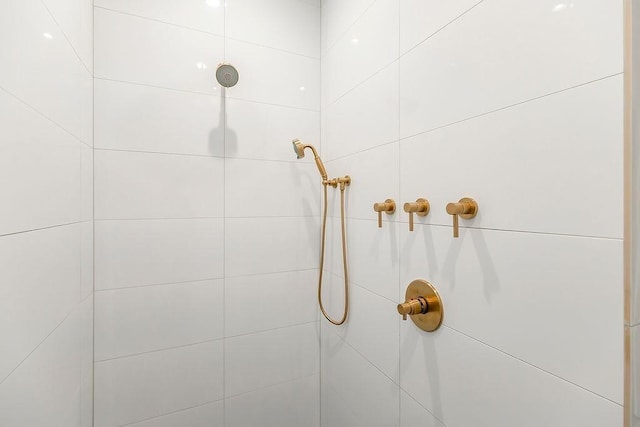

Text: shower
xmin=292 ymin=139 xmax=351 ymax=325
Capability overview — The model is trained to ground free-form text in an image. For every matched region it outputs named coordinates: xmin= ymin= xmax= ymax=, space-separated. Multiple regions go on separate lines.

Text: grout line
xmin=0 ymin=86 xmax=92 ymax=150
xmin=223 ymin=320 xmax=319 ymax=340
xmin=40 ymin=0 xmax=93 ymax=75
xmin=95 ymin=277 xmax=225 ymax=293
xmin=91 ymin=2 xmax=96 ymax=424
xmin=222 ymin=6 xmax=227 ymax=424
xmin=223 ymin=95 xmax=321 ymax=113
xmin=119 ymin=398 xmax=224 ymax=427
xmin=399 ymin=0 xmax=486 ymax=59
xmin=94 ymin=5 xmax=225 ymax=38
xmin=94 ymin=147 xmax=225 ymax=159
xmin=94 ymin=337 xmax=225 ymax=363
xmin=223 ymin=372 xmax=321 ymax=400
xmin=398 ymin=385 xmax=449 ymax=427
xmin=94 ymin=217 xmax=225 ymax=221
xmin=322 ymin=0 xmax=378 ymax=54
xmin=398 ymin=73 xmax=624 ymax=143
xmin=440 ymin=324 xmax=624 ymax=407
xmin=0 ymin=220 xmax=88 ymax=239
xmin=323 ymin=213 xmax=623 ymax=241
xmin=225 ymin=35 xmax=320 ymax=60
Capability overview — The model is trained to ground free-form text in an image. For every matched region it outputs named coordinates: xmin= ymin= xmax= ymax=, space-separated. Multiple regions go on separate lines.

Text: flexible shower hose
xmin=317 ymin=183 xmax=349 ymax=325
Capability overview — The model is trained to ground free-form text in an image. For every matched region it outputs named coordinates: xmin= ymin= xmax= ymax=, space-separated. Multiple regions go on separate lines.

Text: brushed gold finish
xmin=397 ymin=279 xmax=443 ymax=332
xmin=292 ymin=139 xmax=328 ymax=181
xmin=373 ymin=199 xmax=396 ymax=228
xmin=317 ymin=176 xmax=351 ymax=325
xmin=446 ymin=197 xmax=478 ymax=238
xmin=403 ymin=198 xmax=430 ymax=231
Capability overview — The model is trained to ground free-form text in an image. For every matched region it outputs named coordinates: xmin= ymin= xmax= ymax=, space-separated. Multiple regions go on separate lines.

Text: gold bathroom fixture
xmin=373 ymin=199 xmax=396 ymax=228
xmin=445 ymin=197 xmax=478 ymax=238
xmin=403 ymin=198 xmax=430 ymax=231
xmin=292 ymin=139 xmax=351 ymax=325
xmin=397 ymin=279 xmax=443 ymax=332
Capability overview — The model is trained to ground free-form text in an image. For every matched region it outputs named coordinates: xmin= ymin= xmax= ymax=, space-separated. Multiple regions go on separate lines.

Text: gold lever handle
xmin=397 ymin=297 xmax=428 ymax=320
xmin=373 ymin=199 xmax=396 ymax=228
xmin=445 ymin=197 xmax=478 ymax=238
xmin=403 ymin=198 xmax=430 ymax=231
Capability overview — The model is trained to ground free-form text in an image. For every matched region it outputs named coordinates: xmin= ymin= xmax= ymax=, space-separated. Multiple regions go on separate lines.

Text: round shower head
xmin=216 ymin=63 xmax=239 ymax=87
xmin=292 ymin=139 xmax=305 ymax=159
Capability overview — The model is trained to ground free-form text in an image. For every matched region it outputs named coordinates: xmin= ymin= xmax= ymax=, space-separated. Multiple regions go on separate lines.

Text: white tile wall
xmin=94 ymin=0 xmax=225 ymax=36
xmin=94 ymin=7 xmax=224 ymax=94
xmin=42 ymin=0 xmax=94 ymax=71
xmin=226 ymin=0 xmax=320 ymax=58
xmin=225 ymin=322 xmax=320 ymax=397
xmin=94 ymin=341 xmax=224 ymax=427
xmin=95 ymin=279 xmax=224 ymax=360
xmin=321 ymin=0 xmax=376 ymax=54
xmin=399 ymin=0 xmax=623 ymax=138
xmin=95 ymin=218 xmax=224 ymax=290
xmin=126 ymin=402 xmax=224 ymax=427
xmin=94 ymin=79 xmax=224 ymax=157
xmin=225 ymin=375 xmax=320 ymax=427
xmin=95 ymin=149 xmax=225 ymax=219
xmin=400 ymin=390 xmax=444 ymax=427
xmin=225 ymin=270 xmax=318 ymax=337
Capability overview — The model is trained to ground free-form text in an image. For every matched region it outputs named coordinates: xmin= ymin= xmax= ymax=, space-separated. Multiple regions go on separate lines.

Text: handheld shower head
xmin=291 ymin=139 xmax=327 ymax=181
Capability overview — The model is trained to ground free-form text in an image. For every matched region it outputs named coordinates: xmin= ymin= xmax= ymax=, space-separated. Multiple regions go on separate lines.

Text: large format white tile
xmin=225 ymin=323 xmax=319 ymax=397
xmin=225 ymin=270 xmax=318 ymax=337
xmin=0 ymin=89 xmax=86 ymax=235
xmin=401 ymin=224 xmax=623 ymax=404
xmin=400 ymin=390 xmax=444 ymax=427
xmin=226 ymin=375 xmax=319 ymax=427
xmin=95 ymin=8 xmax=224 ymax=94
xmin=0 ymin=224 xmax=82 ymax=383
xmin=94 ymin=0 xmax=224 ymax=35
xmin=0 ymin=0 xmax=93 ymax=143
xmin=94 ymin=79 xmax=224 ymax=157
xmin=325 ymin=62 xmax=399 ymax=160
xmin=399 ymin=0 xmax=623 ymax=137
xmin=399 ymin=76 xmax=623 ymax=238
xmin=95 ymin=150 xmax=224 ymax=220
xmin=333 ymin=284 xmax=399 ymax=382
xmin=225 ymin=158 xmax=318 ymax=217
xmin=127 ymin=401 xmax=223 ymax=427
xmin=95 ymin=218 xmax=224 ymax=290
xmin=321 ymin=0 xmax=376 ymax=53
xmin=128 ymin=400 xmax=224 ymax=427
xmin=42 ymin=0 xmax=93 ymax=71
xmin=323 ymin=0 xmax=399 ymax=104
xmin=0 ymin=298 xmax=92 ymax=427
xmin=400 ymin=324 xmax=622 ymax=427
xmin=94 ymin=341 xmax=224 ymax=427
xmin=321 ymin=330 xmax=399 ymax=427
xmin=95 ymin=279 xmax=223 ymax=360
xmin=226 ymin=0 xmax=320 ymax=58
xmin=225 ymin=39 xmax=320 ymax=111
xmin=225 ymin=216 xmax=319 ymax=277
xmin=225 ymin=98 xmax=319 ymax=161
xmin=399 ymin=0 xmax=482 ymax=54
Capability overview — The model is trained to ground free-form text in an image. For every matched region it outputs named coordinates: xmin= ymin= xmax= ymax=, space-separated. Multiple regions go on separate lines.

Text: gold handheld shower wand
xmin=292 ymin=139 xmax=351 ymax=325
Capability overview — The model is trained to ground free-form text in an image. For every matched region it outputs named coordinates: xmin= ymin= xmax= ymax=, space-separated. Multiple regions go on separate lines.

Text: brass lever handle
xmin=403 ymin=198 xmax=430 ymax=231
xmin=445 ymin=197 xmax=478 ymax=238
xmin=373 ymin=199 xmax=396 ymax=228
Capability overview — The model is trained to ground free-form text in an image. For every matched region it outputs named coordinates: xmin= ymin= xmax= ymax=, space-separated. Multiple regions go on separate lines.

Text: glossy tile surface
xmin=95 ymin=150 xmax=224 ymax=219
xmin=127 ymin=401 xmax=224 ymax=427
xmin=95 ymin=219 xmax=224 ymax=290
xmin=94 ymin=341 xmax=224 ymax=427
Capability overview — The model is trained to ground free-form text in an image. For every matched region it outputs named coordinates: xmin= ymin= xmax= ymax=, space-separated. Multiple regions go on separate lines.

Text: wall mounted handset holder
xmin=373 ymin=199 xmax=396 ymax=228
xmin=397 ymin=279 xmax=443 ymax=332
xmin=403 ymin=198 xmax=430 ymax=231
xmin=445 ymin=197 xmax=478 ymax=238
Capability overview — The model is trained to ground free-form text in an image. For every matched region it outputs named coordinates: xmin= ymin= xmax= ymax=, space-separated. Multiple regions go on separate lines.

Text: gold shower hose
xmin=317 ymin=182 xmax=349 ymax=325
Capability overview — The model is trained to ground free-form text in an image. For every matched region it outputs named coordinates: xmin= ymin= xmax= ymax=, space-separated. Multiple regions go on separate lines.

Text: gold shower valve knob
xmin=445 ymin=197 xmax=478 ymax=238
xmin=398 ymin=279 xmax=443 ymax=332
xmin=403 ymin=198 xmax=430 ymax=231
xmin=373 ymin=199 xmax=396 ymax=228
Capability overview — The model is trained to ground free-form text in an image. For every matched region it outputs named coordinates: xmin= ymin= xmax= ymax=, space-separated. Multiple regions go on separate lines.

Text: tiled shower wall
xmin=0 ymin=0 xmax=94 ymax=425
xmin=320 ymin=1 xmax=625 ymax=426
xmin=92 ymin=1 xmax=321 ymax=426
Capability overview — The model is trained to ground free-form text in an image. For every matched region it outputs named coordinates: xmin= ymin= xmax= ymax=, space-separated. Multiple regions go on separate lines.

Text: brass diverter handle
xmin=403 ymin=198 xmax=430 ymax=231
xmin=373 ymin=199 xmax=396 ymax=228
xmin=446 ymin=197 xmax=478 ymax=238
xmin=397 ymin=279 xmax=443 ymax=332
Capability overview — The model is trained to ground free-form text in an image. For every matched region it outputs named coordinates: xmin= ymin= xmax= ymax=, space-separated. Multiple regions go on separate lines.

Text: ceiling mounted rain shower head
xmin=216 ymin=63 xmax=239 ymax=87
